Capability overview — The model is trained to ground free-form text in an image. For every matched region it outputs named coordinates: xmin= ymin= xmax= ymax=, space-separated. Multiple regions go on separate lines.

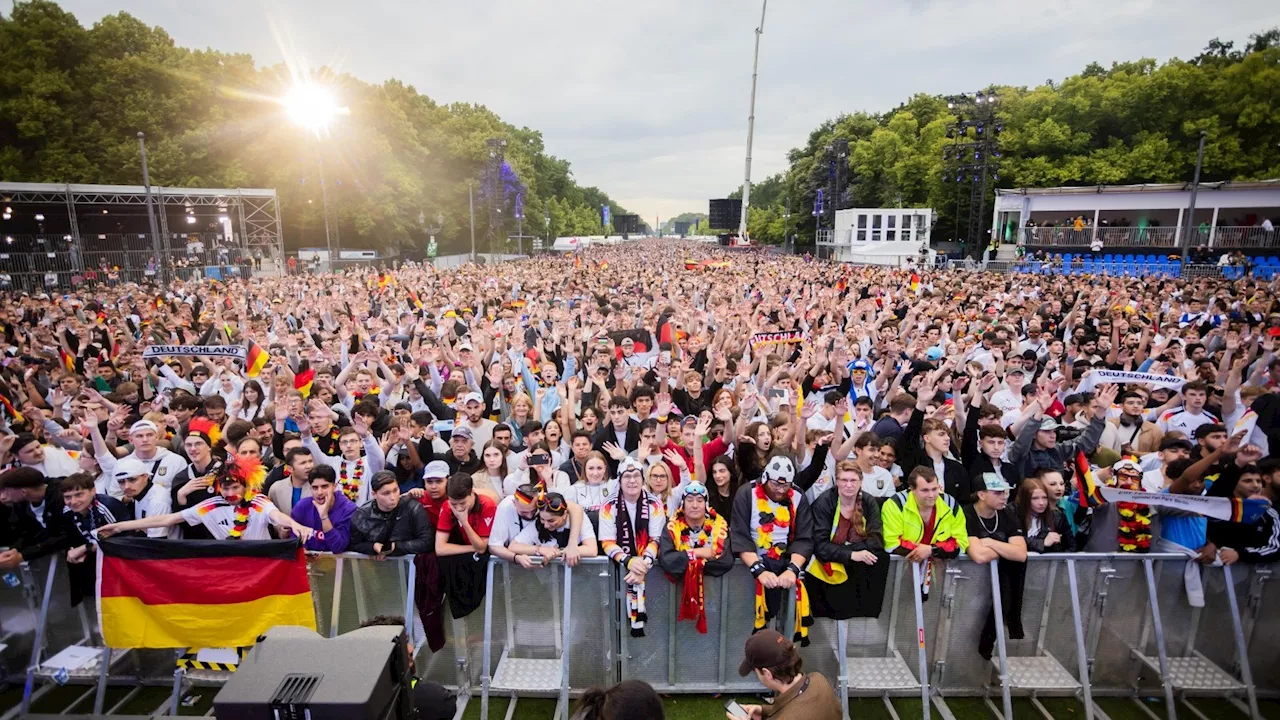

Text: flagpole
xmin=738 ymin=0 xmax=768 ymax=240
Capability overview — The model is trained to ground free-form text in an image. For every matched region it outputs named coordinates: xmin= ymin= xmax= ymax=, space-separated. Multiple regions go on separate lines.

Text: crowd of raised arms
xmin=2 ymin=239 xmax=1280 ymax=654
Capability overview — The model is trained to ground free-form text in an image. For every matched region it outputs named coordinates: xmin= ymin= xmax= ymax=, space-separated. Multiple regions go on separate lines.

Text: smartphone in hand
xmin=724 ymin=699 xmax=750 ymax=719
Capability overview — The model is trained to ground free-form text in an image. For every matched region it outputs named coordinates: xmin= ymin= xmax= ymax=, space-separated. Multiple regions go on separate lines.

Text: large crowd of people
xmin=1 ymin=240 xmax=1278 ymax=696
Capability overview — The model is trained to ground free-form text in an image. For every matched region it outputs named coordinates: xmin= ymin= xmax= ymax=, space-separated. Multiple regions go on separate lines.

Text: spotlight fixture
xmin=34 ymin=213 xmax=44 ymax=221
xmin=102 ymin=209 xmax=109 ymax=214
xmin=4 ymin=236 xmax=11 ymax=245
xmin=1 ymin=213 xmax=9 ymax=221
xmin=63 ymin=235 xmax=72 ymax=241
xmin=186 ymin=216 xmax=196 ymax=224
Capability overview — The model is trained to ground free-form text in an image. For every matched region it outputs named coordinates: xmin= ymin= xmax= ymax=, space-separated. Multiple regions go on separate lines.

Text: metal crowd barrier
xmin=15 ymin=549 xmax=1280 ymax=719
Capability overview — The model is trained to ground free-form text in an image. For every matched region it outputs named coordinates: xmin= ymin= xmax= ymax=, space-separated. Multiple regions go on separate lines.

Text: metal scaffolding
xmin=0 ymin=181 xmax=283 ymax=261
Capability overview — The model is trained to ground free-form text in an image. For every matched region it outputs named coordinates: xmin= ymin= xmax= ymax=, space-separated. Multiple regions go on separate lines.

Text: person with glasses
xmin=730 ymin=455 xmax=816 ymax=647
xmin=658 ymin=481 xmax=731 ymax=633
xmin=805 ymin=462 xmax=890 ymax=620
xmin=600 ymin=457 xmax=666 ymax=637
xmin=507 ymin=491 xmax=598 ymax=566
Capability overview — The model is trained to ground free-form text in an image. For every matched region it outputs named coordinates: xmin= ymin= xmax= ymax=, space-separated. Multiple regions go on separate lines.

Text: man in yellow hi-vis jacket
xmin=881 ymin=467 xmax=968 ymax=599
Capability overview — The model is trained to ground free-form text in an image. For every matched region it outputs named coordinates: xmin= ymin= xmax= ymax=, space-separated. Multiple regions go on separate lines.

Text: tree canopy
xmin=0 ymin=0 xmax=635 ymax=254
xmin=732 ymin=29 xmax=1280 ymax=245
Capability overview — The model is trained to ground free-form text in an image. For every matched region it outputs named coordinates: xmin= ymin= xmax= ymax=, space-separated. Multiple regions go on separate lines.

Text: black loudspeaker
xmin=708 ymin=199 xmax=742 ymax=229
xmin=213 ymin=625 xmax=414 ymax=720
xmin=614 ymin=214 xmax=641 ymax=234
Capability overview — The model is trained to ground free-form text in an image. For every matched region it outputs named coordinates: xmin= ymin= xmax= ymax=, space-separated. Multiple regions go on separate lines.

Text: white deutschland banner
xmin=1076 ymin=369 xmax=1186 ymax=393
xmin=142 ymin=345 xmax=247 ymax=361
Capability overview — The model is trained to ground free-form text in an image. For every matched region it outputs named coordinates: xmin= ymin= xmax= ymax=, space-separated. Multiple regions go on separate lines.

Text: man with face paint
xmin=730 ymin=455 xmax=817 ymax=646
xmin=99 ymin=455 xmax=312 ymax=542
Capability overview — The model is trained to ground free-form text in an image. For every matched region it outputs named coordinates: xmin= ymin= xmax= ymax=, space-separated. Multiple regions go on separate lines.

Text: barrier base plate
xmin=491 ymin=655 xmax=563 ymax=693
xmin=184 ymin=668 xmax=235 ymax=686
xmin=997 ymin=655 xmax=1080 ymax=690
xmin=1138 ymin=655 xmax=1244 ymax=691
xmin=846 ymin=655 xmax=921 ymax=690
xmin=35 ymin=647 xmax=126 ymax=681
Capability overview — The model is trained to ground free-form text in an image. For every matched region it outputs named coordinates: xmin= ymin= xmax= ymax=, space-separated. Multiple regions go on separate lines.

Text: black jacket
xmin=349 ymin=497 xmax=435 ymax=556
xmin=966 ymin=455 xmax=1024 ymax=494
xmin=657 ymin=516 xmax=735 ymax=578
xmin=897 ymin=409 xmax=974 ymax=502
xmin=810 ymin=488 xmax=885 ymax=564
xmin=593 ymin=419 xmax=641 ymax=475
xmin=1021 ymin=507 xmax=1076 ymax=553
xmin=0 ymin=478 xmax=78 ymax=562
xmin=729 ymin=482 xmax=815 ymax=561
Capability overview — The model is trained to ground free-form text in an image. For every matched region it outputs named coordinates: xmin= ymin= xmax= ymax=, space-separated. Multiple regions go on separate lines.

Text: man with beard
xmin=730 ymin=455 xmax=816 ymax=646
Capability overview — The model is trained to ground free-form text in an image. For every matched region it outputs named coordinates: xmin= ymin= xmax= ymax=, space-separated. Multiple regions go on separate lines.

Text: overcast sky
xmin=43 ymin=0 xmax=1280 ymax=222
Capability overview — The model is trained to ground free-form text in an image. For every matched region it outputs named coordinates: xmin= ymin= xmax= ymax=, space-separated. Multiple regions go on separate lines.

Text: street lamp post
xmin=137 ymin=132 xmax=167 ymax=284
xmin=468 ymin=183 xmax=476 ymax=263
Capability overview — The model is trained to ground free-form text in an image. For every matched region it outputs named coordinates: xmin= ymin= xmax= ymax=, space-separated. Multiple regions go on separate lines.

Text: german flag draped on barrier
xmin=96 ymin=537 xmax=316 ymax=649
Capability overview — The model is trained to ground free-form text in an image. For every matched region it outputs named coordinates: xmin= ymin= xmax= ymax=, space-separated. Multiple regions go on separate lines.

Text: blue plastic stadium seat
xmin=1123 ymin=254 xmax=1135 ymax=261
xmin=1102 ymin=253 xmax=1116 ymax=262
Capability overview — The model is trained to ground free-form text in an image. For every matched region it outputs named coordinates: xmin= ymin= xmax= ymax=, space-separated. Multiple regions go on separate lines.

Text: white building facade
xmin=818 ymin=207 xmax=934 ymax=265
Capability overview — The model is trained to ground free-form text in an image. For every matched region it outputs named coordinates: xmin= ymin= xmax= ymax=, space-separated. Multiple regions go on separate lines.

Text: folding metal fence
xmin=7 ymin=551 xmax=1279 ymax=720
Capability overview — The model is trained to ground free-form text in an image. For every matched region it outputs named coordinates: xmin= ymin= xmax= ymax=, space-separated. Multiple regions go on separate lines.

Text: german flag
xmin=1073 ymin=450 xmax=1104 ymax=508
xmin=377 ymin=272 xmax=394 ymax=291
xmin=96 ymin=537 xmax=315 ymax=649
xmin=59 ymin=348 xmax=77 ymax=373
xmin=909 ymin=272 xmax=920 ymax=293
xmin=155 ymin=296 xmax=166 ymax=311
xmin=684 ymin=259 xmax=699 ymax=271
xmin=294 ymin=368 xmax=315 ymax=398
xmin=511 ymin=299 xmax=527 ymax=310
xmin=574 ymin=255 xmax=582 ymax=270
xmin=408 ymin=290 xmax=424 ymax=311
xmin=245 ymin=340 xmax=268 ymax=378
xmin=0 ymin=394 xmax=23 ymax=424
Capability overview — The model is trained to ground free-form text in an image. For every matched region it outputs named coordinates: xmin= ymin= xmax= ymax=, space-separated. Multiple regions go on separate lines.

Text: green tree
xmin=0 ymin=0 xmax=637 ymax=256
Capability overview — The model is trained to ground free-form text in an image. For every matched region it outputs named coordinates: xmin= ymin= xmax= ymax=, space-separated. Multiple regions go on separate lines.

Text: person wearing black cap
xmin=728 ymin=629 xmax=841 ymax=719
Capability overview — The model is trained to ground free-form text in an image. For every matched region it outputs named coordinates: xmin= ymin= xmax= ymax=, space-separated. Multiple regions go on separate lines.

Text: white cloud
xmin=52 ymin=0 xmax=1280 ymax=221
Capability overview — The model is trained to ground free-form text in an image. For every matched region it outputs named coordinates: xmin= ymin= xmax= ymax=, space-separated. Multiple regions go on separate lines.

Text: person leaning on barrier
xmin=1014 ymin=476 xmax=1074 ymax=553
xmin=433 ymin=473 xmax=496 ymax=619
xmin=880 ymin=467 xmax=968 ymax=598
xmin=348 ymin=470 xmax=434 ymax=558
xmin=600 ymin=457 xmax=666 ymax=637
xmin=98 ymin=455 xmax=313 ymax=542
xmin=657 ymin=481 xmax=732 ymax=633
xmin=0 ymin=467 xmax=79 ymax=570
xmin=290 ymin=466 xmax=356 ymax=553
xmin=804 ymin=461 xmax=890 ymax=620
xmin=487 ymin=482 xmax=586 ymax=564
xmin=730 ymin=455 xmax=816 ymax=646
xmin=728 ymin=629 xmax=842 ymax=720
xmin=507 ymin=491 xmax=599 ymax=565
xmin=964 ymin=473 xmax=1028 ymax=659
xmin=57 ymin=472 xmax=125 ymax=605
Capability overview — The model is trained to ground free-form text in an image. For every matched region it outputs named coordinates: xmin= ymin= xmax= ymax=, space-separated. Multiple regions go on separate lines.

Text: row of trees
xmin=716 ymin=29 xmax=1280 ymax=245
xmin=0 ymin=1 xmax=636 ymax=255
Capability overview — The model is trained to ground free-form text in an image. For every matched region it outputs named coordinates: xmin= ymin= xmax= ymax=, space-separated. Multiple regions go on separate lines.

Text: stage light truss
xmin=940 ymin=91 xmax=1002 ymax=254
xmin=0 ymin=182 xmax=284 ymax=257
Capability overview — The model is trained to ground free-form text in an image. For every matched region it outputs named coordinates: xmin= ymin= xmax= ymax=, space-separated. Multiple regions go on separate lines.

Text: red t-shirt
xmin=435 ymin=493 xmax=498 ymax=542
xmin=419 ymin=494 xmax=448 ymax=526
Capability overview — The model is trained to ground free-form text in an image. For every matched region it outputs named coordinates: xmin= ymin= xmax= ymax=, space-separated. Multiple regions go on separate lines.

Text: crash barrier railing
xmin=0 ymin=247 xmax=276 ymax=291
xmin=13 ymin=550 xmax=1280 ymax=719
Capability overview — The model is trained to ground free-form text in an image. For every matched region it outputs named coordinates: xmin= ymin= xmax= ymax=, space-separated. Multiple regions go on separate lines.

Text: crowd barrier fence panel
xmin=22 ymin=545 xmax=1280 ymax=718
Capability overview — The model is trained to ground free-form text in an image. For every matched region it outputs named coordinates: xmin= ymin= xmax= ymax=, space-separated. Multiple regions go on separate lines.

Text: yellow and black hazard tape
xmin=176 ymin=647 xmax=249 ymax=672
